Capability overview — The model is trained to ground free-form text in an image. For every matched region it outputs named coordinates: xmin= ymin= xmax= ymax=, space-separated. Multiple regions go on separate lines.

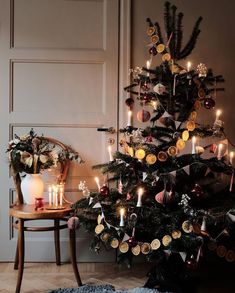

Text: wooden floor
xmin=0 ymin=262 xmax=149 ymax=293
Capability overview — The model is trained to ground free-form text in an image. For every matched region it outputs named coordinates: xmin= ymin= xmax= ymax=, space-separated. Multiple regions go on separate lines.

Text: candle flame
xmin=216 ymin=109 xmax=221 ymax=117
xmin=146 ymin=60 xmax=151 ymax=69
xmin=120 ymin=208 xmax=125 ymax=216
xmin=219 ymin=143 xmax=223 ymax=150
xmin=108 ymin=145 xmax=112 ymax=152
xmin=138 ymin=187 xmax=144 ymax=196
xmin=230 ymin=151 xmax=234 ymax=158
xmin=187 ymin=61 xmax=191 ymax=71
xmin=192 ymin=136 xmax=196 ymax=143
xmin=128 ymin=110 xmax=132 ymax=117
xmin=94 ymin=177 xmax=99 ymax=184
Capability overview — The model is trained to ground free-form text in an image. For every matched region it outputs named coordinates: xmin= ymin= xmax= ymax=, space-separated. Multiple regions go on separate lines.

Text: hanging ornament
xmin=194 ymin=100 xmax=201 ymax=110
xmin=182 ymin=220 xmax=193 ymax=233
xmin=190 ymin=183 xmax=204 ymax=199
xmin=146 ymin=153 xmax=157 ymax=164
xmin=119 ymin=242 xmax=129 ymax=253
xmin=141 ymin=82 xmax=150 ymax=92
xmin=137 ymin=109 xmax=151 ymax=122
xmin=95 ymin=224 xmax=105 ymax=235
xmin=150 ymin=239 xmax=161 ymax=250
xmin=198 ymin=88 xmax=206 ymax=98
xmin=141 ymin=243 xmax=151 ymax=255
xmin=225 ymin=250 xmax=235 ymax=262
xmin=186 ymin=120 xmax=196 ymax=131
xmin=101 ymin=233 xmax=110 ymax=242
xmin=147 ymin=26 xmax=155 ymax=36
xmin=207 ymin=241 xmax=217 ymax=251
xmin=125 ymin=97 xmax=134 ymax=107
xmin=132 ymin=245 xmax=141 ymax=256
xmin=126 ymin=192 xmax=131 ymax=200
xmin=110 ymin=238 xmax=119 ymax=249
xmin=156 ymin=43 xmax=165 ymax=53
xmin=167 ymin=146 xmax=178 ymax=156
xmin=162 ymin=235 xmax=172 ymax=246
xmin=190 ymin=111 xmax=197 ymax=121
xmin=142 ymin=93 xmax=151 ymax=104
xmin=171 ymin=230 xmax=182 ymax=239
xmin=135 ymin=148 xmax=146 ymax=160
xmin=153 ymin=83 xmax=166 ymax=95
xmin=216 ymin=245 xmax=227 ymax=258
xmin=209 ymin=143 xmax=217 ymax=153
xmin=155 ymin=190 xmax=164 ymax=204
xmin=176 ymin=139 xmax=185 ymax=150
xmin=204 ymin=97 xmax=215 ymax=109
xmin=100 ymin=184 xmax=110 ymax=196
xmin=151 ymin=34 xmax=159 ymax=44
xmin=158 ymin=151 xmax=168 ymax=162
xmin=127 ymin=237 xmax=137 ymax=248
xmin=149 ymin=46 xmax=157 ymax=56
xmin=197 ymin=63 xmax=207 ymax=78
xmin=185 ymin=255 xmax=198 ymax=270
xmin=182 ymin=130 xmax=189 ymax=141
xmin=162 ymin=53 xmax=171 ymax=62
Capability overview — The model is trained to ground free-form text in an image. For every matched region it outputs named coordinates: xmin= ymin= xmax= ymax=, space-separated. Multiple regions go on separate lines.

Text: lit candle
xmin=59 ymin=184 xmax=63 ymax=206
xmin=152 ymin=101 xmax=157 ymax=110
xmin=137 ymin=187 xmax=144 ymax=207
xmin=48 ymin=185 xmax=52 ymax=206
xmin=146 ymin=60 xmax=151 ymax=76
xmin=192 ymin=136 xmax=196 ymax=154
xmin=55 ymin=185 xmax=58 ymax=207
xmin=108 ymin=145 xmax=113 ymax=161
xmin=187 ymin=61 xmax=191 ymax=72
xmin=119 ymin=208 xmax=125 ymax=227
xmin=127 ymin=110 xmax=132 ymax=127
xmin=52 ymin=185 xmax=56 ymax=206
xmin=218 ymin=143 xmax=223 ymax=160
xmin=94 ymin=177 xmax=101 ymax=191
xmin=215 ymin=109 xmax=221 ymax=123
xmin=230 ymin=151 xmax=234 ymax=165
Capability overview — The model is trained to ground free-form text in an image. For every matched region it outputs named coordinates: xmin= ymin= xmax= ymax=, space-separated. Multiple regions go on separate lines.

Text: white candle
xmin=59 ymin=184 xmax=63 ymax=206
xmin=108 ymin=145 xmax=113 ymax=161
xmin=146 ymin=60 xmax=151 ymax=76
xmin=215 ymin=109 xmax=221 ymax=124
xmin=152 ymin=101 xmax=157 ymax=110
xmin=192 ymin=136 xmax=196 ymax=154
xmin=55 ymin=185 xmax=58 ymax=207
xmin=48 ymin=185 xmax=52 ymax=206
xmin=52 ymin=185 xmax=56 ymax=206
xmin=127 ymin=110 xmax=132 ymax=127
xmin=94 ymin=177 xmax=101 ymax=191
xmin=218 ymin=143 xmax=223 ymax=160
xmin=230 ymin=151 xmax=234 ymax=165
xmin=187 ymin=61 xmax=191 ymax=72
xmin=137 ymin=187 xmax=144 ymax=207
xmin=119 ymin=208 xmax=125 ymax=227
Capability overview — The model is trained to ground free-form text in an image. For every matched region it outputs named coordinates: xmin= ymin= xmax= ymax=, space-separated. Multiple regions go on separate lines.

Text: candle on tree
xmin=187 ymin=61 xmax=191 ymax=72
xmin=215 ymin=109 xmax=221 ymax=123
xmin=94 ymin=177 xmax=101 ymax=191
xmin=230 ymin=151 xmax=234 ymax=165
xmin=146 ymin=60 xmax=151 ymax=76
xmin=127 ymin=110 xmax=132 ymax=127
xmin=108 ymin=145 xmax=113 ymax=161
xmin=192 ymin=136 xmax=196 ymax=154
xmin=48 ymin=185 xmax=52 ymax=206
xmin=137 ymin=187 xmax=144 ymax=207
xmin=119 ymin=208 xmax=125 ymax=227
xmin=218 ymin=143 xmax=223 ymax=160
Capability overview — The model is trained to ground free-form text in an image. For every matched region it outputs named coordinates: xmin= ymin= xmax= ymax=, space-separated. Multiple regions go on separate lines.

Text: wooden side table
xmin=9 ymin=203 xmax=82 ymax=293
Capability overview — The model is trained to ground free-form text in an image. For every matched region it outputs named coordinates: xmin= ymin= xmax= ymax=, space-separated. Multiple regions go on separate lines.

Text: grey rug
xmin=48 ymin=284 xmax=168 ymax=293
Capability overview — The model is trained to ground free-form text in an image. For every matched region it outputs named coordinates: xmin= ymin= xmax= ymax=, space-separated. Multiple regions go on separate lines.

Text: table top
xmin=9 ymin=203 xmax=73 ymax=219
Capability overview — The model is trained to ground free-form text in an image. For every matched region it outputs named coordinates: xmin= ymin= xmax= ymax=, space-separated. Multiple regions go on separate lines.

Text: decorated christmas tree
xmin=73 ymin=2 xmax=235 ymax=292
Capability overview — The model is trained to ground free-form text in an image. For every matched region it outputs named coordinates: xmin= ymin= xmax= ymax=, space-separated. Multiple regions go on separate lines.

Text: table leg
xmin=15 ymin=219 xmax=24 ymax=293
xmin=69 ymin=227 xmax=82 ymax=286
xmin=54 ymin=219 xmax=61 ymax=265
xmin=14 ymin=236 xmax=19 ymax=270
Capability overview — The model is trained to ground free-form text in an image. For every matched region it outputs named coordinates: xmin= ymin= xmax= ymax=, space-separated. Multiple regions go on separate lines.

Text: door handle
xmin=97 ymin=127 xmax=116 ymax=134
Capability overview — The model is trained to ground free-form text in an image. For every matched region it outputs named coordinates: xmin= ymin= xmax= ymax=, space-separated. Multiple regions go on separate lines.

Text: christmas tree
xmin=73 ymin=2 xmax=235 ymax=292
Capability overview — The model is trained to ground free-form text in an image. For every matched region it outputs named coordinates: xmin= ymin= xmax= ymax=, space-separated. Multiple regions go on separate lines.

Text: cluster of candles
xmin=48 ymin=184 xmax=64 ymax=207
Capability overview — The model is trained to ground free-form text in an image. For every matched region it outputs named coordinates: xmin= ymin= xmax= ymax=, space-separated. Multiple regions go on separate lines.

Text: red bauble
xmin=125 ymin=97 xmax=134 ymax=107
xmin=137 ymin=109 xmax=151 ymax=122
xmin=149 ymin=46 xmax=157 ymax=56
xmin=100 ymin=184 xmax=110 ymax=196
xmin=190 ymin=184 xmax=204 ymax=198
xmin=142 ymin=94 xmax=151 ymax=104
xmin=204 ymin=97 xmax=215 ymax=109
xmin=185 ymin=255 xmax=198 ymax=270
xmin=127 ymin=237 xmax=137 ymax=247
xmin=141 ymin=82 xmax=150 ymax=91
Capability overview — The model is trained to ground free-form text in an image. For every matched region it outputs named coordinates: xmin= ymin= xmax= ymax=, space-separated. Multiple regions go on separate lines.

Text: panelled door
xmin=0 ymin=0 xmax=130 ymax=262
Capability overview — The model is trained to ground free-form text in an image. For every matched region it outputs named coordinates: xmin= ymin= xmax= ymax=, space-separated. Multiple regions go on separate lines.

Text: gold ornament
xmin=95 ymin=224 xmax=104 ymax=235
xmin=186 ymin=120 xmax=196 ymax=131
xmin=162 ymin=235 xmax=172 ymax=246
xmin=111 ymin=238 xmax=119 ymax=249
xmin=216 ymin=245 xmax=227 ymax=258
xmin=182 ymin=221 xmax=193 ymax=233
xmin=176 ymin=139 xmax=185 ymax=150
xmin=207 ymin=241 xmax=217 ymax=251
xmin=162 ymin=53 xmax=171 ymax=62
xmin=182 ymin=130 xmax=189 ymax=141
xmin=225 ymin=250 xmax=235 ymax=262
xmin=101 ymin=233 xmax=109 ymax=242
xmin=198 ymin=88 xmax=206 ymax=98
xmin=157 ymin=44 xmax=165 ymax=53
xmin=158 ymin=151 xmax=168 ymax=162
xmin=194 ymin=100 xmax=201 ymax=110
xmin=171 ymin=230 xmax=182 ymax=239
xmin=190 ymin=111 xmax=197 ymax=121
xmin=132 ymin=245 xmax=141 ymax=256
xmin=146 ymin=154 xmax=157 ymax=165
xmin=147 ymin=27 xmax=155 ymax=36
xmin=141 ymin=243 xmax=151 ymax=254
xmin=128 ymin=146 xmax=134 ymax=157
xmin=135 ymin=149 xmax=146 ymax=160
xmin=119 ymin=242 xmax=129 ymax=253
xmin=151 ymin=35 xmax=159 ymax=44
xmin=167 ymin=146 xmax=178 ymax=157
xmin=150 ymin=239 xmax=161 ymax=250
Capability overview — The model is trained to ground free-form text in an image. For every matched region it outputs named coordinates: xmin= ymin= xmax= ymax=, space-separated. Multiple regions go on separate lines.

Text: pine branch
xmin=164 ymin=1 xmax=171 ymax=39
xmin=175 ymin=12 xmax=184 ymax=59
xmin=169 ymin=5 xmax=177 ymax=59
xmin=154 ymin=22 xmax=164 ymax=44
